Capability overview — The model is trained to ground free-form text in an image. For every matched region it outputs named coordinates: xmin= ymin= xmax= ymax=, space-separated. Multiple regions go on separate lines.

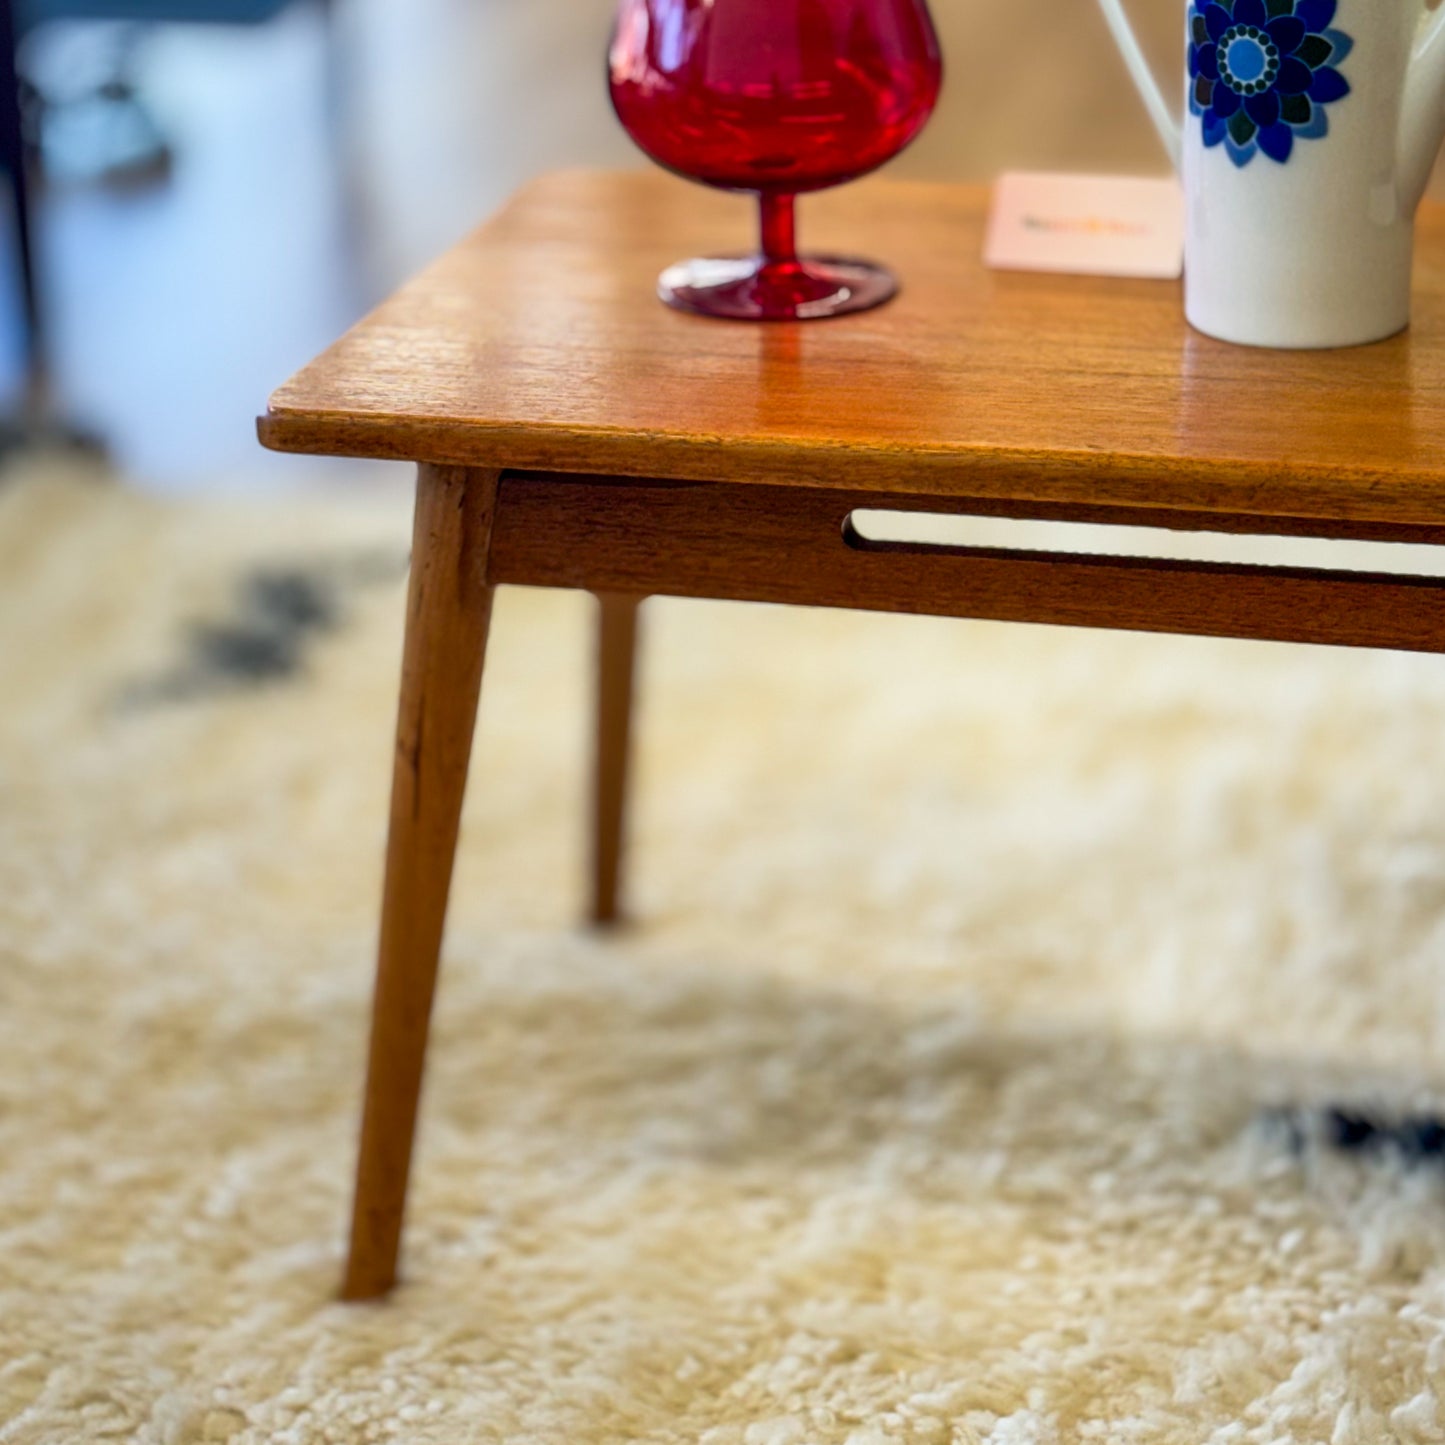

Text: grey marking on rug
xmin=1261 ymin=1105 xmax=1445 ymax=1168
xmin=120 ymin=549 xmax=407 ymax=706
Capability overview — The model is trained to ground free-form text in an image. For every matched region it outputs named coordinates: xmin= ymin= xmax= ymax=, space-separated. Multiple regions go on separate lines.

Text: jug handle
xmin=1414 ymin=0 xmax=1445 ymax=60
xmin=1398 ymin=0 xmax=1445 ymax=206
xmin=1095 ymin=0 xmax=1183 ymax=170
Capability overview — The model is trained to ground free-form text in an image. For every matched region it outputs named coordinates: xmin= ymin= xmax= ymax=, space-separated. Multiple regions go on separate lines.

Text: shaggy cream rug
xmin=7 ymin=470 xmax=1445 ymax=1445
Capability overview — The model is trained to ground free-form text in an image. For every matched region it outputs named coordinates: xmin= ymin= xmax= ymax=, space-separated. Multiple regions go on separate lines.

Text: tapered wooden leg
xmin=590 ymin=592 xmax=642 ymax=926
xmin=342 ymin=464 xmax=499 ymax=1301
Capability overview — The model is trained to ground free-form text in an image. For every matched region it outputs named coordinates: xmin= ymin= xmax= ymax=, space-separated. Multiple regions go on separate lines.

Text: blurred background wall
xmin=0 ymin=0 xmax=1229 ymax=491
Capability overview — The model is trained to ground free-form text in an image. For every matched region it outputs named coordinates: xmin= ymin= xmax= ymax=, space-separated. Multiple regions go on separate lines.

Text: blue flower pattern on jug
xmin=1188 ymin=0 xmax=1352 ymax=166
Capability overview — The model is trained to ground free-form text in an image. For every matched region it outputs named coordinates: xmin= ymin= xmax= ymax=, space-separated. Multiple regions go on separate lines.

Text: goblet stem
xmin=655 ymin=186 xmax=897 ymax=320
xmin=758 ymin=192 xmax=798 ymax=269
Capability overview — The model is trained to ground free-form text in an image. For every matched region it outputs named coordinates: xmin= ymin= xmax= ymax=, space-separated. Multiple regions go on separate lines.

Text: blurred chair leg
xmin=0 ymin=0 xmax=43 ymax=400
xmin=591 ymin=592 xmax=642 ymax=927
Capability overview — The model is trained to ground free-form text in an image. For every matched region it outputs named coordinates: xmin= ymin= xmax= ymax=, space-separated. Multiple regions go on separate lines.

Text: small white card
xmin=984 ymin=172 xmax=1184 ymax=280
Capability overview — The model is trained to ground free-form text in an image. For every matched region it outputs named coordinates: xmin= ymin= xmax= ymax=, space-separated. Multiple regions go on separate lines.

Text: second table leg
xmin=590 ymin=592 xmax=642 ymax=926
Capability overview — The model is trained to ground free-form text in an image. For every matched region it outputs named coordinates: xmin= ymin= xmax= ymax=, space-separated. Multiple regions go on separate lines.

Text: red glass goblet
xmin=608 ymin=0 xmax=942 ymax=321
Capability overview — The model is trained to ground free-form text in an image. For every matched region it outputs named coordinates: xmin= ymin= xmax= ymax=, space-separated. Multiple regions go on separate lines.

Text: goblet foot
xmin=658 ymin=255 xmax=897 ymax=320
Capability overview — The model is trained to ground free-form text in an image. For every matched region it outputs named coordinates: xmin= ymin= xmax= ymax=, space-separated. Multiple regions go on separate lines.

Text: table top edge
xmin=255 ymin=408 xmax=1445 ymax=528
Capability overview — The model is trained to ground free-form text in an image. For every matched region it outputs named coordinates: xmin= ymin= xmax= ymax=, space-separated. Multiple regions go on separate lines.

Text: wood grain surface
xmin=260 ymin=169 xmax=1445 ymax=526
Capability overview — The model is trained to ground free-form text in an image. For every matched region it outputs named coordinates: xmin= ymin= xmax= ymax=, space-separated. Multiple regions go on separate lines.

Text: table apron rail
xmin=486 ymin=473 xmax=1445 ymax=654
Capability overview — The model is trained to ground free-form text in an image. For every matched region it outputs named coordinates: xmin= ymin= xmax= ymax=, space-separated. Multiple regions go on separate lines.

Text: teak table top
xmin=259 ymin=168 xmax=1445 ymax=528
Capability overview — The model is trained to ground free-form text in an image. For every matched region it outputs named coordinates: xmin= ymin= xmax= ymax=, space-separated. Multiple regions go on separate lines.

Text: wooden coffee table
xmin=260 ymin=168 xmax=1445 ymax=1301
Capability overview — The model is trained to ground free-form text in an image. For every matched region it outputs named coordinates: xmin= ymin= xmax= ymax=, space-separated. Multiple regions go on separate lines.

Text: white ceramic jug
xmin=1095 ymin=0 xmax=1445 ymax=347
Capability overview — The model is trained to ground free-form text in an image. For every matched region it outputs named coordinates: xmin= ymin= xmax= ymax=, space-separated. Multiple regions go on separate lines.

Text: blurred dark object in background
xmin=0 ymin=0 xmax=330 ymax=441
xmin=21 ymin=24 xmax=178 ymax=189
